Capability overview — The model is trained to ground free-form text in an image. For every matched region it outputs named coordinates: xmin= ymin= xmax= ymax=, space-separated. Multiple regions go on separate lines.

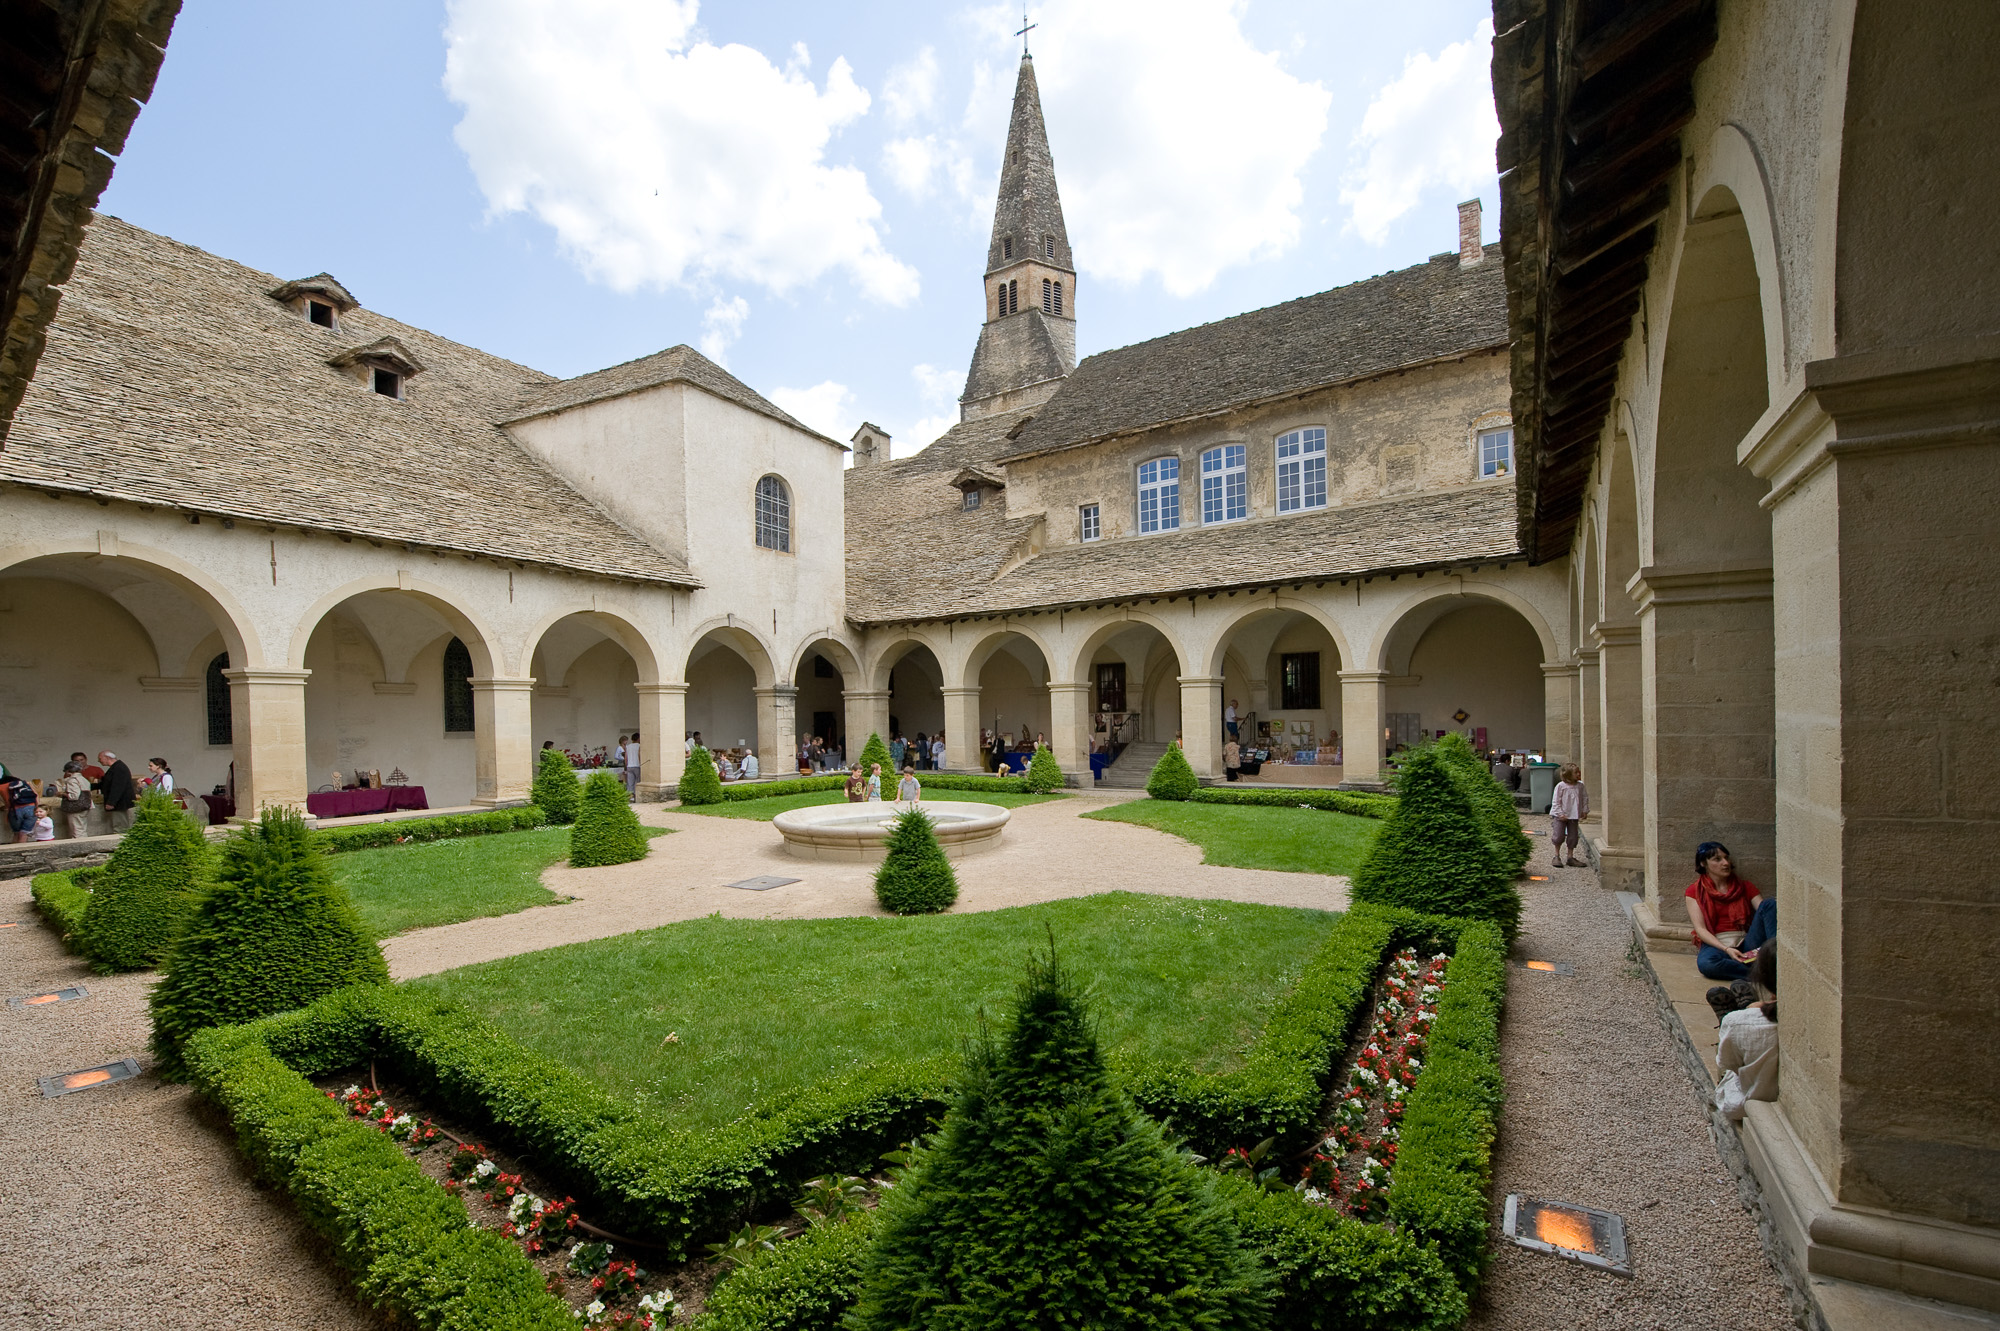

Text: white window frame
xmin=1200 ymin=444 xmax=1247 ymax=524
xmin=1079 ymin=503 xmax=1100 ymax=542
xmin=1275 ymin=427 xmax=1328 ymax=512
xmin=1137 ymin=457 xmax=1181 ymax=533
xmin=1478 ymin=426 xmax=1514 ymax=479
xmin=962 ymin=488 xmax=982 ymax=510
xmin=755 ymin=474 xmax=792 ymax=552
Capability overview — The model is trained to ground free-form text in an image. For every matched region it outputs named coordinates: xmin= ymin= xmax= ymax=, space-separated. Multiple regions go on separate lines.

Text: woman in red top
xmin=1686 ymin=841 xmax=1775 ymax=982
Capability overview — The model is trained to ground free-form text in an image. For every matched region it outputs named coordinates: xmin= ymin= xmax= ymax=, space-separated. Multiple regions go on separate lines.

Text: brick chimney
xmin=1458 ymin=199 xmax=1484 ymax=268
xmin=850 ymin=421 xmax=891 ymax=467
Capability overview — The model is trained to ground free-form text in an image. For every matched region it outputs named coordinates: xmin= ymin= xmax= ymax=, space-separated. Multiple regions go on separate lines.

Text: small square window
xmin=372 ymin=368 xmax=402 ymax=398
xmin=1080 ymin=503 xmax=1100 ymax=541
xmin=1479 ymin=427 xmax=1514 ymax=478
xmin=962 ymin=488 xmax=982 ymax=510
xmin=307 ymin=300 xmax=334 ymax=327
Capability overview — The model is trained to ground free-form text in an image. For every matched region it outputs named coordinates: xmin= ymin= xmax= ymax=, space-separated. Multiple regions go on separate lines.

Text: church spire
xmin=959 ymin=52 xmax=1076 ymax=422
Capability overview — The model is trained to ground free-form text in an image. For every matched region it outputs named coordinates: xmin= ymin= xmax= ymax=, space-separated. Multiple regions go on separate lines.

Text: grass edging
xmin=1189 ymin=786 xmax=1397 ymax=819
xmin=181 ymin=1015 xmax=571 ymax=1330
xmin=312 ymin=806 xmax=547 ymax=854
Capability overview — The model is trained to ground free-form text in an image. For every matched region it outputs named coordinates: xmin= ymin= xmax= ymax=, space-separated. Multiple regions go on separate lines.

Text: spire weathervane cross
xmin=1016 ymin=7 xmax=1035 ymax=55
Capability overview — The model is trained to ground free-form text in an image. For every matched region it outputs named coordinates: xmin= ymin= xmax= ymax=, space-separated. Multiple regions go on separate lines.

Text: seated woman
xmin=1686 ymin=840 xmax=1775 ymax=983
xmin=1715 ymin=947 xmax=1778 ymax=1121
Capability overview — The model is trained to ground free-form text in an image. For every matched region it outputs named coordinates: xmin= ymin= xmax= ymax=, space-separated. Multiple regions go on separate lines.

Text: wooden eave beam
xmin=1574 ymin=0 xmax=1706 ymax=80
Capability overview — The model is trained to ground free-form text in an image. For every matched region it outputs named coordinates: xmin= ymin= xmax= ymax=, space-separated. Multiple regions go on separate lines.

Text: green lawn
xmin=681 ymin=788 xmax=1068 ymax=821
xmin=1082 ymin=800 xmax=1380 ymax=877
xmin=406 ymin=892 xmax=1335 ymax=1131
xmin=328 ymin=824 xmax=672 ymax=938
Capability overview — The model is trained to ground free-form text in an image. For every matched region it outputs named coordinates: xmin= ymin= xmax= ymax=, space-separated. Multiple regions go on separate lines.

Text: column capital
xmin=1336 ymin=669 xmax=1391 ymax=684
xmin=635 ymin=681 xmax=689 ymax=697
xmin=1540 ymin=661 xmax=1580 ymax=679
xmin=1176 ymin=675 xmax=1226 ymax=687
xmin=1576 ymin=648 xmax=1600 ymax=665
xmin=1046 ymin=681 xmax=1092 ymax=696
xmin=223 ymin=666 xmax=312 ymax=686
xmin=1628 ymin=561 xmax=1774 ymax=613
xmin=467 ymin=675 xmax=537 ymax=693
xmin=940 ymin=686 xmax=982 ymax=699
xmin=1590 ymin=622 xmax=1642 ymax=649
xmin=753 ymin=685 xmax=799 ymax=700
xmin=841 ymin=688 xmax=892 ymax=702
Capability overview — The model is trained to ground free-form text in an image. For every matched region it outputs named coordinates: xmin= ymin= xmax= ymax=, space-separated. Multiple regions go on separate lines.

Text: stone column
xmin=753 ymin=686 xmax=797 ymax=772
xmin=1632 ymin=563 xmax=1776 ymax=919
xmin=1575 ymin=648 xmax=1602 ymax=832
xmin=842 ymin=688 xmax=890 ymax=753
xmin=469 ymin=676 xmax=537 ymax=806
xmin=226 ymin=666 xmax=311 ymax=816
xmin=1177 ymin=675 xmax=1224 ymax=777
xmin=940 ymin=687 xmax=981 ymax=771
xmin=1540 ymin=660 xmax=1578 ymax=764
xmin=1337 ymin=669 xmax=1388 ymax=786
xmin=1047 ymin=681 xmax=1092 ymax=783
xmin=1592 ymin=623 xmax=1644 ymax=891
xmin=635 ymin=682 xmax=686 ymax=799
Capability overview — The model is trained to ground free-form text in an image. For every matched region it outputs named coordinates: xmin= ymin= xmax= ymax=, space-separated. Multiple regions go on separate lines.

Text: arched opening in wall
xmin=1072 ymin=620 xmax=1183 ymax=783
xmin=878 ymin=643 xmax=944 ymax=766
xmin=1377 ymin=595 xmax=1548 ymax=760
xmin=1593 ymin=434 xmax=1647 ymax=889
xmin=685 ymin=627 xmax=771 ymax=768
xmin=1645 ymin=185 xmax=1776 ymax=910
xmin=967 ymin=630 xmax=1053 ymax=773
xmin=299 ymin=590 xmax=491 ymax=810
xmin=793 ymin=639 xmax=859 ymax=760
xmin=1208 ymin=607 xmax=1345 ymax=786
xmin=0 ymin=551 xmax=250 ymax=831
xmin=528 ymin=613 xmax=655 ymax=772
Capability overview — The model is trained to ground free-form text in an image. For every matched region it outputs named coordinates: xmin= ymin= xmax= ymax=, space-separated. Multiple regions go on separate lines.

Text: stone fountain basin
xmin=771 ymin=801 xmax=1010 ymax=863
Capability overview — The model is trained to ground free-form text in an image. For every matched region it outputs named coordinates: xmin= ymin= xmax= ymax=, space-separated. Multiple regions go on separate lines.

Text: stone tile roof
xmin=0 ymin=215 xmax=698 ymax=587
xmin=508 ymin=342 xmax=838 ymax=445
xmin=844 ymin=409 xmax=1523 ymax=623
xmin=963 ymin=308 xmax=1069 ymax=406
xmin=1002 ymin=246 xmax=1510 ymax=460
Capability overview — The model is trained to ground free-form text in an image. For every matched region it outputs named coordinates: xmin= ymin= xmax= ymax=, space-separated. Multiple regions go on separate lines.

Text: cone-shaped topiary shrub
xmin=570 ymin=769 xmax=651 ymax=867
xmin=1351 ymin=746 xmax=1522 ymax=941
xmin=1146 ymin=743 xmax=1199 ymax=800
xmin=857 ymin=731 xmax=894 ymax=782
xmin=873 ymin=807 xmax=959 ymax=915
xmin=1023 ymin=746 xmax=1064 ymax=793
xmin=1433 ymin=732 xmax=1534 ymax=876
xmin=530 ymin=747 xmax=582 ymax=824
xmin=149 ymin=806 xmax=388 ymax=1077
xmin=849 ymin=946 xmax=1271 ymax=1330
xmin=79 ymin=789 xmax=209 ymax=970
xmin=678 ymin=744 xmax=723 ymax=805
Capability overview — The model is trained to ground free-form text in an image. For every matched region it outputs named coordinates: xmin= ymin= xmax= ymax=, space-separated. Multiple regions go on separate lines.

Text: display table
xmin=1088 ymin=753 xmax=1110 ymax=779
xmin=199 ymin=794 xmax=236 ymax=825
xmin=305 ymin=786 xmax=429 ymax=819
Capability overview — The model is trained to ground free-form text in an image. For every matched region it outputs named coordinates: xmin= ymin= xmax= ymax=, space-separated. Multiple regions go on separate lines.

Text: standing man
xmin=932 ymin=732 xmax=946 ymax=772
xmin=623 ymin=731 xmax=641 ymax=800
xmin=57 ymin=761 xmax=92 ymax=839
xmin=1225 ymin=698 xmax=1240 ymax=741
xmin=97 ymin=751 xmax=136 ymax=833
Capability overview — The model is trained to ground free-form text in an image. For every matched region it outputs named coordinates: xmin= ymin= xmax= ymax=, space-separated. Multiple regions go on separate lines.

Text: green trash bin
xmin=1527 ymin=761 xmax=1560 ymax=815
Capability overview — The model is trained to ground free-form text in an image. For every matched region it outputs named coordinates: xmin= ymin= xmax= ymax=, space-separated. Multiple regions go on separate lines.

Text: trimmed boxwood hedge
xmin=188 ymin=904 xmax=1505 ymax=1328
xmin=678 ymin=745 xmax=725 ymax=805
xmin=1147 ymin=745 xmax=1200 ymax=800
xmin=29 ymin=866 xmax=99 ymax=951
xmin=873 ymin=808 xmax=959 ymax=915
xmin=1190 ymin=787 xmax=1397 ymax=819
xmin=1022 ymin=746 xmax=1065 ymax=792
xmin=569 ymin=770 xmax=650 ymax=867
xmin=709 ymin=772 xmax=1035 ymax=805
xmin=181 ymin=1018 xmax=571 ymax=1330
xmin=1352 ymin=747 xmax=1523 ymax=942
xmin=694 ymin=1211 xmax=876 ymax=1331
xmin=530 ymin=748 xmax=582 ymax=825
xmin=312 ymin=806 xmax=546 ymax=855
xmin=78 ymin=789 xmax=210 ymax=969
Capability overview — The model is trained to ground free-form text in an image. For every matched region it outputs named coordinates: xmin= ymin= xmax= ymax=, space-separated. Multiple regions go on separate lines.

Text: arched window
xmin=1053 ymin=280 xmax=1063 ymax=316
xmin=1137 ymin=456 xmax=1181 ymax=533
xmin=443 ymin=637 xmax=475 ymax=732
xmin=1276 ymin=427 xmax=1328 ymax=512
xmin=756 ymin=474 xmax=792 ymax=552
xmin=205 ymin=652 xmax=232 ymax=746
xmin=1200 ymin=444 xmax=1247 ymax=524
xmin=1007 ymin=280 xmax=1018 ymax=314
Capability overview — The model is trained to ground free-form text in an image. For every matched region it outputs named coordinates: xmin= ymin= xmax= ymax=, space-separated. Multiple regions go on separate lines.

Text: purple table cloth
xmin=304 ymin=786 xmax=428 ymax=819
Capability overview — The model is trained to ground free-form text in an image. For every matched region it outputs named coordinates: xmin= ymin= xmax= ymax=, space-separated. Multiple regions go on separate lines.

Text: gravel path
xmin=0 ymin=880 xmax=380 ymax=1329
xmin=1466 ymin=830 xmax=1793 ymax=1330
xmin=383 ymin=791 xmax=1353 ymax=979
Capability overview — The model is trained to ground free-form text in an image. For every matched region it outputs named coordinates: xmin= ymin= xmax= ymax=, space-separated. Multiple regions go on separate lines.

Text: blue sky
xmin=101 ymin=0 xmax=1501 ymax=454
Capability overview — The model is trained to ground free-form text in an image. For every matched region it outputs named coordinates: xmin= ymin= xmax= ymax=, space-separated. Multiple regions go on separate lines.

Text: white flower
xmin=474 ymin=1160 xmax=497 ymax=1179
xmin=1301 ymin=1186 xmax=1327 ymax=1203
xmin=342 ymin=1084 xmax=360 ymax=1097
xmin=638 ymin=1291 xmax=675 ymax=1313
xmin=587 ymin=1301 xmax=606 ymax=1318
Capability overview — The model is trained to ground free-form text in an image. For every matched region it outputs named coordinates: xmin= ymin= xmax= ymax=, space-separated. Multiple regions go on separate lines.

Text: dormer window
xmin=372 ymin=368 xmax=403 ymax=398
xmin=951 ymin=464 xmax=1004 ymax=511
xmin=963 ymin=488 xmax=982 ymax=510
xmin=269 ymin=273 xmax=358 ymax=330
xmin=329 ymin=336 xmax=426 ymax=402
xmin=307 ymin=299 xmax=335 ymax=328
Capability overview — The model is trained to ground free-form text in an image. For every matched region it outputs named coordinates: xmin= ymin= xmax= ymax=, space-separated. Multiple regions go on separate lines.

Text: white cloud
xmin=962 ymin=0 xmax=1332 ymax=297
xmin=699 ymin=295 xmax=749 ymax=365
xmin=881 ymin=47 xmax=938 ymax=124
xmin=1340 ymin=20 xmax=1501 ymax=245
xmin=911 ymin=363 xmax=960 ymax=406
xmin=885 ymin=362 xmax=964 ymax=456
xmin=443 ymin=0 xmax=918 ymax=302
xmin=771 ymin=380 xmax=856 ymax=440
xmin=883 ymin=135 xmax=944 ymax=198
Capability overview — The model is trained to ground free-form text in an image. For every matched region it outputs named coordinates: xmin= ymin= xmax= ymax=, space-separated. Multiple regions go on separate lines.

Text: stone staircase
xmin=1097 ymin=741 xmax=1169 ymax=788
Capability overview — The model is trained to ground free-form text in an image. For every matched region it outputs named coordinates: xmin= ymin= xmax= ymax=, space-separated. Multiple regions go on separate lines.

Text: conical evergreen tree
xmin=1433 ymin=732 xmax=1532 ymax=875
xmin=570 ymin=769 xmax=651 ymax=866
xmin=874 ymin=807 xmax=958 ymax=914
xmin=531 ymin=746 xmax=583 ymax=824
xmin=850 ymin=947 xmax=1270 ymax=1330
xmin=1145 ymin=744 xmax=1199 ymax=800
xmin=1024 ymin=746 xmax=1065 ymax=793
xmin=1351 ymin=746 xmax=1522 ymax=940
xmin=149 ymin=806 xmax=387 ymax=1077
xmin=857 ymin=731 xmax=895 ymax=783
xmin=80 ymin=789 xmax=209 ymax=969
xmin=677 ymin=744 xmax=723 ymax=805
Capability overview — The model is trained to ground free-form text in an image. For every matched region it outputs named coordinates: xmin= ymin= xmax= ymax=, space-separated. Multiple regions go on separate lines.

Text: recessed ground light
xmin=0 ymin=921 xmax=18 ymax=928
xmin=727 ymin=876 xmax=801 ymax=892
xmin=1503 ymin=1195 xmax=1631 ymax=1276
xmin=9 ymin=984 xmax=88 ymax=1009
xmin=38 ymin=1057 xmax=141 ymax=1097
xmin=1514 ymin=959 xmax=1575 ymax=975
xmin=1528 ymin=874 xmax=1549 ymax=881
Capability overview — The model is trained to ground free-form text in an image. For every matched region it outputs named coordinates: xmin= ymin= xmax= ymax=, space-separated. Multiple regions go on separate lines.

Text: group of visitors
xmin=796 ymin=735 xmax=848 ymax=774
xmin=981 ymin=725 xmax=1043 ymax=775
xmin=1 ymin=750 xmax=157 ymax=842
xmin=841 ymin=761 xmax=922 ymax=805
xmin=885 ymin=731 xmax=945 ymax=772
